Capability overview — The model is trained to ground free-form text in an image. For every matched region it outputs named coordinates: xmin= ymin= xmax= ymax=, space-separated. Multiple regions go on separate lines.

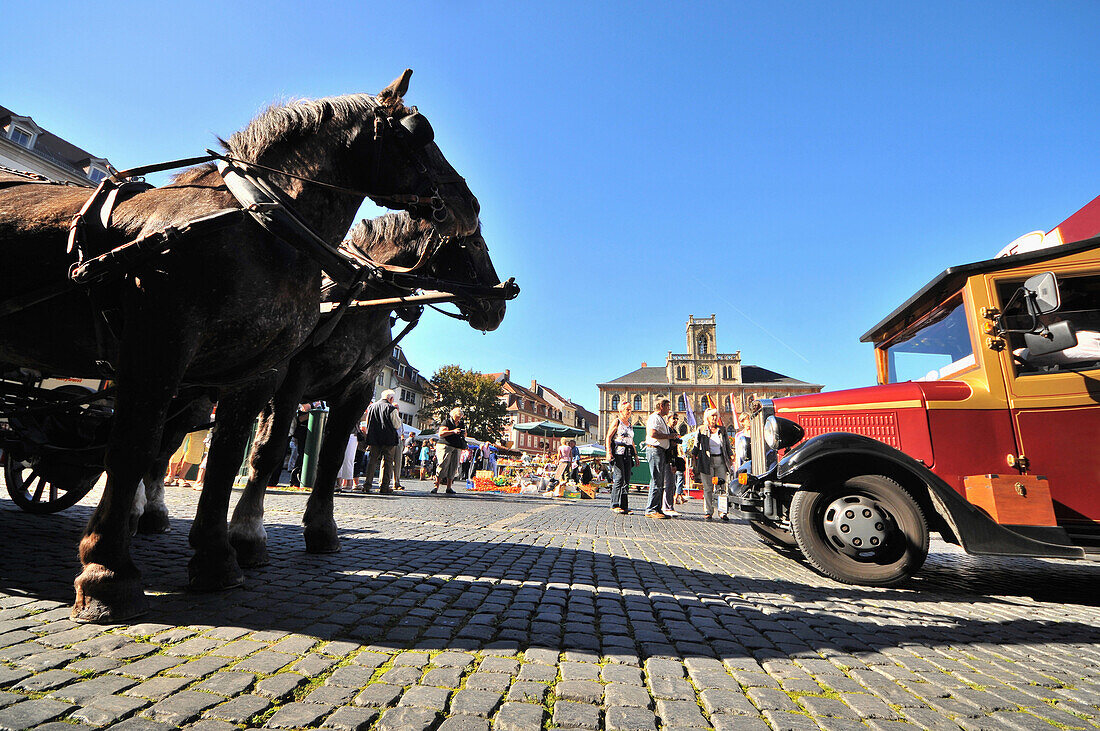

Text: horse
xmin=135 ymin=213 xmax=507 ymax=569
xmin=0 ymin=70 xmax=480 ymax=623
xmin=218 ymin=213 xmax=506 ymax=566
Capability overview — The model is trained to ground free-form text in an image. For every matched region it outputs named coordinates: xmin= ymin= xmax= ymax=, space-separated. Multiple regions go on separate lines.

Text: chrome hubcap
xmin=822 ymin=495 xmax=890 ymax=557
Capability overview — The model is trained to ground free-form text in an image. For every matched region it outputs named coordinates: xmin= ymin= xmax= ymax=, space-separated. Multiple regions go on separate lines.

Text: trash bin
xmin=300 ymin=407 xmax=329 ymax=489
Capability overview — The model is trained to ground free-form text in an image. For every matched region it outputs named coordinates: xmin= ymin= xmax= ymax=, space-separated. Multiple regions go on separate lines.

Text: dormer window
xmin=87 ymin=167 xmax=108 ymax=183
xmin=9 ymin=126 xmax=32 ymax=148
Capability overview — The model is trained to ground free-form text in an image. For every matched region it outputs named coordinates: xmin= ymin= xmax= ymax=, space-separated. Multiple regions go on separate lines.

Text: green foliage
xmin=423 ymin=365 xmax=508 ymax=443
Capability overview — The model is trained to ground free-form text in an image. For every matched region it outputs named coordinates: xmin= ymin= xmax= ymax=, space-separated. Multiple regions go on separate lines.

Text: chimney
xmin=504 ymin=369 xmax=510 ymax=382
xmin=641 ymin=361 xmax=647 ymax=368
xmin=531 ymin=379 xmax=538 ymax=392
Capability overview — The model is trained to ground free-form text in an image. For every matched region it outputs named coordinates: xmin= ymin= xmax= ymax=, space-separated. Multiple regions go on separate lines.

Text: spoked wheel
xmin=4 ymin=457 xmax=102 ymax=514
xmin=789 ymin=474 xmax=928 ymax=587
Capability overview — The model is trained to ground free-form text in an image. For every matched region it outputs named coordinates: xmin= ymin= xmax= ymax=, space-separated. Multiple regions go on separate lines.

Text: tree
xmin=422 ymin=365 xmax=509 ymax=443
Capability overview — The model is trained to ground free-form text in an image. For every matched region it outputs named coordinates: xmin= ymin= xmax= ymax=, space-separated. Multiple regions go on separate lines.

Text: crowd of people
xmin=606 ymin=396 xmax=749 ymax=520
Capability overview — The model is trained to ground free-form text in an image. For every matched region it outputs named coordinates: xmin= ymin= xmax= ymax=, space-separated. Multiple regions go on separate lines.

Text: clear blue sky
xmin=5 ymin=2 xmax=1099 ymax=412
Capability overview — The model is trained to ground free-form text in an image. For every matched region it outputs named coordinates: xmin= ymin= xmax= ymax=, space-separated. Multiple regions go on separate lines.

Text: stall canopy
xmin=577 ymin=443 xmax=606 ymax=457
xmin=512 ymin=420 xmax=585 ymax=438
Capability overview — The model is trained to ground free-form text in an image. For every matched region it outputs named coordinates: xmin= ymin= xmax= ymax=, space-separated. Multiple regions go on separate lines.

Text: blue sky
xmin=4 ymin=2 xmax=1099 ymax=412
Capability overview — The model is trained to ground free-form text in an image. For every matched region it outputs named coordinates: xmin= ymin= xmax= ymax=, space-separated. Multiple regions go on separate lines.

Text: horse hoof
xmin=137 ymin=510 xmax=171 ymax=535
xmin=187 ymin=554 xmax=244 ymax=593
xmin=72 ymin=568 xmax=149 ymax=624
xmin=230 ymin=539 xmax=270 ymax=568
xmin=188 ymin=572 xmax=245 ymax=593
xmin=304 ymin=530 xmax=341 ymax=554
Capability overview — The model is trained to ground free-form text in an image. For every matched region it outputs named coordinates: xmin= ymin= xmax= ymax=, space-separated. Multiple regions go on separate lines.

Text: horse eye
xmin=400 ymin=113 xmax=435 ymax=147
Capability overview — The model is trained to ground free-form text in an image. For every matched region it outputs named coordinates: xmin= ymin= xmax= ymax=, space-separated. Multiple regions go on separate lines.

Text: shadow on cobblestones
xmin=2 ymin=498 xmax=1098 ymax=664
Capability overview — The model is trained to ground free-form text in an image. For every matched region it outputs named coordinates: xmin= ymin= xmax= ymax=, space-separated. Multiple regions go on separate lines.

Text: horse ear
xmin=380 ymin=69 xmax=413 ymax=102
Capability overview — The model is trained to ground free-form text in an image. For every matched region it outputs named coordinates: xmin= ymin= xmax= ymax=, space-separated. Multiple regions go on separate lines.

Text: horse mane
xmin=170 ymin=92 xmax=410 ymax=184
xmin=225 ymin=93 xmax=409 ymax=162
xmin=346 ymin=212 xmax=433 ymax=259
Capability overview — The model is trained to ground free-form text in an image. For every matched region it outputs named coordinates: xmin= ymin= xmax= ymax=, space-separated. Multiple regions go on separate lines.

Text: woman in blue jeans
xmin=605 ymin=402 xmax=637 ymax=514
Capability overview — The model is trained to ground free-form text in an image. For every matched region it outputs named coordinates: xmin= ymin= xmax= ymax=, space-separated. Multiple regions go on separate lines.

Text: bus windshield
xmin=884 ymin=295 xmax=974 ymax=383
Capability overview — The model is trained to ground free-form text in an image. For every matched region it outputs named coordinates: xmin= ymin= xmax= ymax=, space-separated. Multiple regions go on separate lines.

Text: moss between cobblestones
xmin=250 ymin=703 xmax=279 ymax=727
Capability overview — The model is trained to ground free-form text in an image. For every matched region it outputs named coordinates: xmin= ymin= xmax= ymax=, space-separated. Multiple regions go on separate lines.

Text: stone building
xmin=1 ymin=104 xmax=113 ymax=186
xmin=486 ymin=371 xmax=597 ymax=456
xmin=597 ymin=315 xmax=823 ymax=434
xmin=371 ymin=345 xmax=431 ymax=433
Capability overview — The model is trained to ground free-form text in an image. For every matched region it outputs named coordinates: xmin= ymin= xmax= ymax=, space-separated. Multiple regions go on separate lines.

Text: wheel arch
xmin=775 ymin=433 xmax=1085 ymax=559
xmin=777 ymin=448 xmax=954 ymax=543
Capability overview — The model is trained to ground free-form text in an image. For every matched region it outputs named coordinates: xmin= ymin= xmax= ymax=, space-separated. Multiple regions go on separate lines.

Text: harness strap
xmin=217 ymin=159 xmax=364 ymax=287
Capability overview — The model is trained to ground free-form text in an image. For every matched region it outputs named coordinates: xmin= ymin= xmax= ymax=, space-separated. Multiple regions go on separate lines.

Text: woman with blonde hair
xmin=692 ymin=408 xmax=733 ymax=520
xmin=604 ymin=402 xmax=638 ymax=514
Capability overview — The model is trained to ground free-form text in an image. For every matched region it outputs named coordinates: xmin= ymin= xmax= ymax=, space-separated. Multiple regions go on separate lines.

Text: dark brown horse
xmin=0 ymin=71 xmax=480 ymax=622
xmin=134 ymin=214 xmax=507 ymax=568
xmin=217 ymin=213 xmax=506 ymax=566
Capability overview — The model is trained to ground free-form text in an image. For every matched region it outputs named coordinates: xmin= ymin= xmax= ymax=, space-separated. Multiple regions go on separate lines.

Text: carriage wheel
xmin=4 ymin=457 xmax=101 ymax=515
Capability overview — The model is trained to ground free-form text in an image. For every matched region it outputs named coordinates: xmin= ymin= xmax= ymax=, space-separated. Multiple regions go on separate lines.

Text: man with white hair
xmin=361 ymin=389 xmax=403 ymax=494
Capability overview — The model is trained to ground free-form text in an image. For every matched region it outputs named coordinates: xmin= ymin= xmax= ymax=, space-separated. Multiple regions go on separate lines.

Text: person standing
xmin=604 ymin=402 xmax=637 ymax=514
xmin=693 ymin=408 xmax=734 ymax=520
xmin=288 ymin=405 xmax=311 ymax=487
xmin=554 ymin=437 xmax=572 ymax=486
xmin=362 ymin=390 xmax=402 ymax=494
xmin=353 ymin=425 xmax=369 ymax=488
xmin=432 ymin=407 xmax=467 ymax=494
xmin=418 ymin=439 xmax=431 ymax=479
xmin=644 ymin=397 xmax=678 ymax=519
xmin=337 ymin=431 xmax=357 ymax=492
xmin=487 ymin=442 xmax=498 ymax=476
xmin=665 ymin=412 xmax=686 ymax=514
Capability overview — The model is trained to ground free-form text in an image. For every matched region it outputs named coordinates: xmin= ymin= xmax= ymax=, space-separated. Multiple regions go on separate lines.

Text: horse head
xmin=362 ymin=70 xmax=480 ymax=238
xmin=222 ymin=70 xmax=480 ymax=241
xmin=348 ymin=213 xmax=508 ymax=332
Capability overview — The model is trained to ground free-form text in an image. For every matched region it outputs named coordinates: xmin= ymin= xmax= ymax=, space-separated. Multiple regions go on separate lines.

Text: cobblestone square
xmin=0 ymin=480 xmax=1097 ymax=729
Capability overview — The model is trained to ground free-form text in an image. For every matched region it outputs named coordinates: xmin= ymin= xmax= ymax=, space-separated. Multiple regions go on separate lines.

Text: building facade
xmin=488 ymin=371 xmax=597 ymax=456
xmin=597 ymin=315 xmax=824 ymax=435
xmin=371 ymin=345 xmax=431 ymax=433
xmin=1 ymin=104 xmax=113 ymax=186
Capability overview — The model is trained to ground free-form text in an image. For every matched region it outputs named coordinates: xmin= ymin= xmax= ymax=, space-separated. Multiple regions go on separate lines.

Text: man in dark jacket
xmin=361 ymin=389 xmax=402 ymax=494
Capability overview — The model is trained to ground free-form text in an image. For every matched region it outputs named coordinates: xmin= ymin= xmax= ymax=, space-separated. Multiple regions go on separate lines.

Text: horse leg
xmin=303 ymin=388 xmax=372 ymax=553
xmin=187 ymin=383 xmax=269 ymax=591
xmin=73 ymin=343 xmax=192 ymax=622
xmin=135 ymin=396 xmax=210 ymax=535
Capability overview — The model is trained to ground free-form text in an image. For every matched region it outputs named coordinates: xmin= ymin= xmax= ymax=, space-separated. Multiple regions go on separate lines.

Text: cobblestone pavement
xmin=0 ymin=479 xmax=1098 ymax=730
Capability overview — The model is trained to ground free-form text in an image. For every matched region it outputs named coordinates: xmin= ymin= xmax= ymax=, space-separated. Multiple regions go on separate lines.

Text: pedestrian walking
xmin=605 ymin=401 xmax=637 ymax=514
xmin=643 ymin=397 xmax=678 ymax=519
xmin=691 ymin=407 xmax=734 ymax=520
xmin=418 ymin=439 xmax=431 ymax=479
xmin=432 ymin=408 xmax=467 ymax=494
xmin=362 ymin=390 xmax=402 ymax=494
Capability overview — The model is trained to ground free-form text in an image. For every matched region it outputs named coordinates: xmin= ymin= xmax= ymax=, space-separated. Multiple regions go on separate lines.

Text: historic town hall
xmin=597 ymin=315 xmax=823 ymax=434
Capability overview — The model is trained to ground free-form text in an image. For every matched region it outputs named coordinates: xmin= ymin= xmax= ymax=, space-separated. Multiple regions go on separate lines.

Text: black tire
xmin=4 ymin=457 xmax=101 ymax=514
xmin=749 ymin=519 xmax=798 ymax=551
xmin=789 ymin=474 xmax=928 ymax=587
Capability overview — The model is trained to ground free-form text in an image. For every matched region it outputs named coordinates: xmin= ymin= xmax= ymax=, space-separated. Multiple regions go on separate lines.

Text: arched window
xmin=610 ymin=395 xmax=620 ymax=411
xmin=675 ymin=365 xmax=686 ymax=380
xmin=677 ymin=395 xmax=687 ymax=412
xmin=632 ymin=395 xmax=642 ymax=411
xmin=697 ymin=335 xmax=708 ymax=354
